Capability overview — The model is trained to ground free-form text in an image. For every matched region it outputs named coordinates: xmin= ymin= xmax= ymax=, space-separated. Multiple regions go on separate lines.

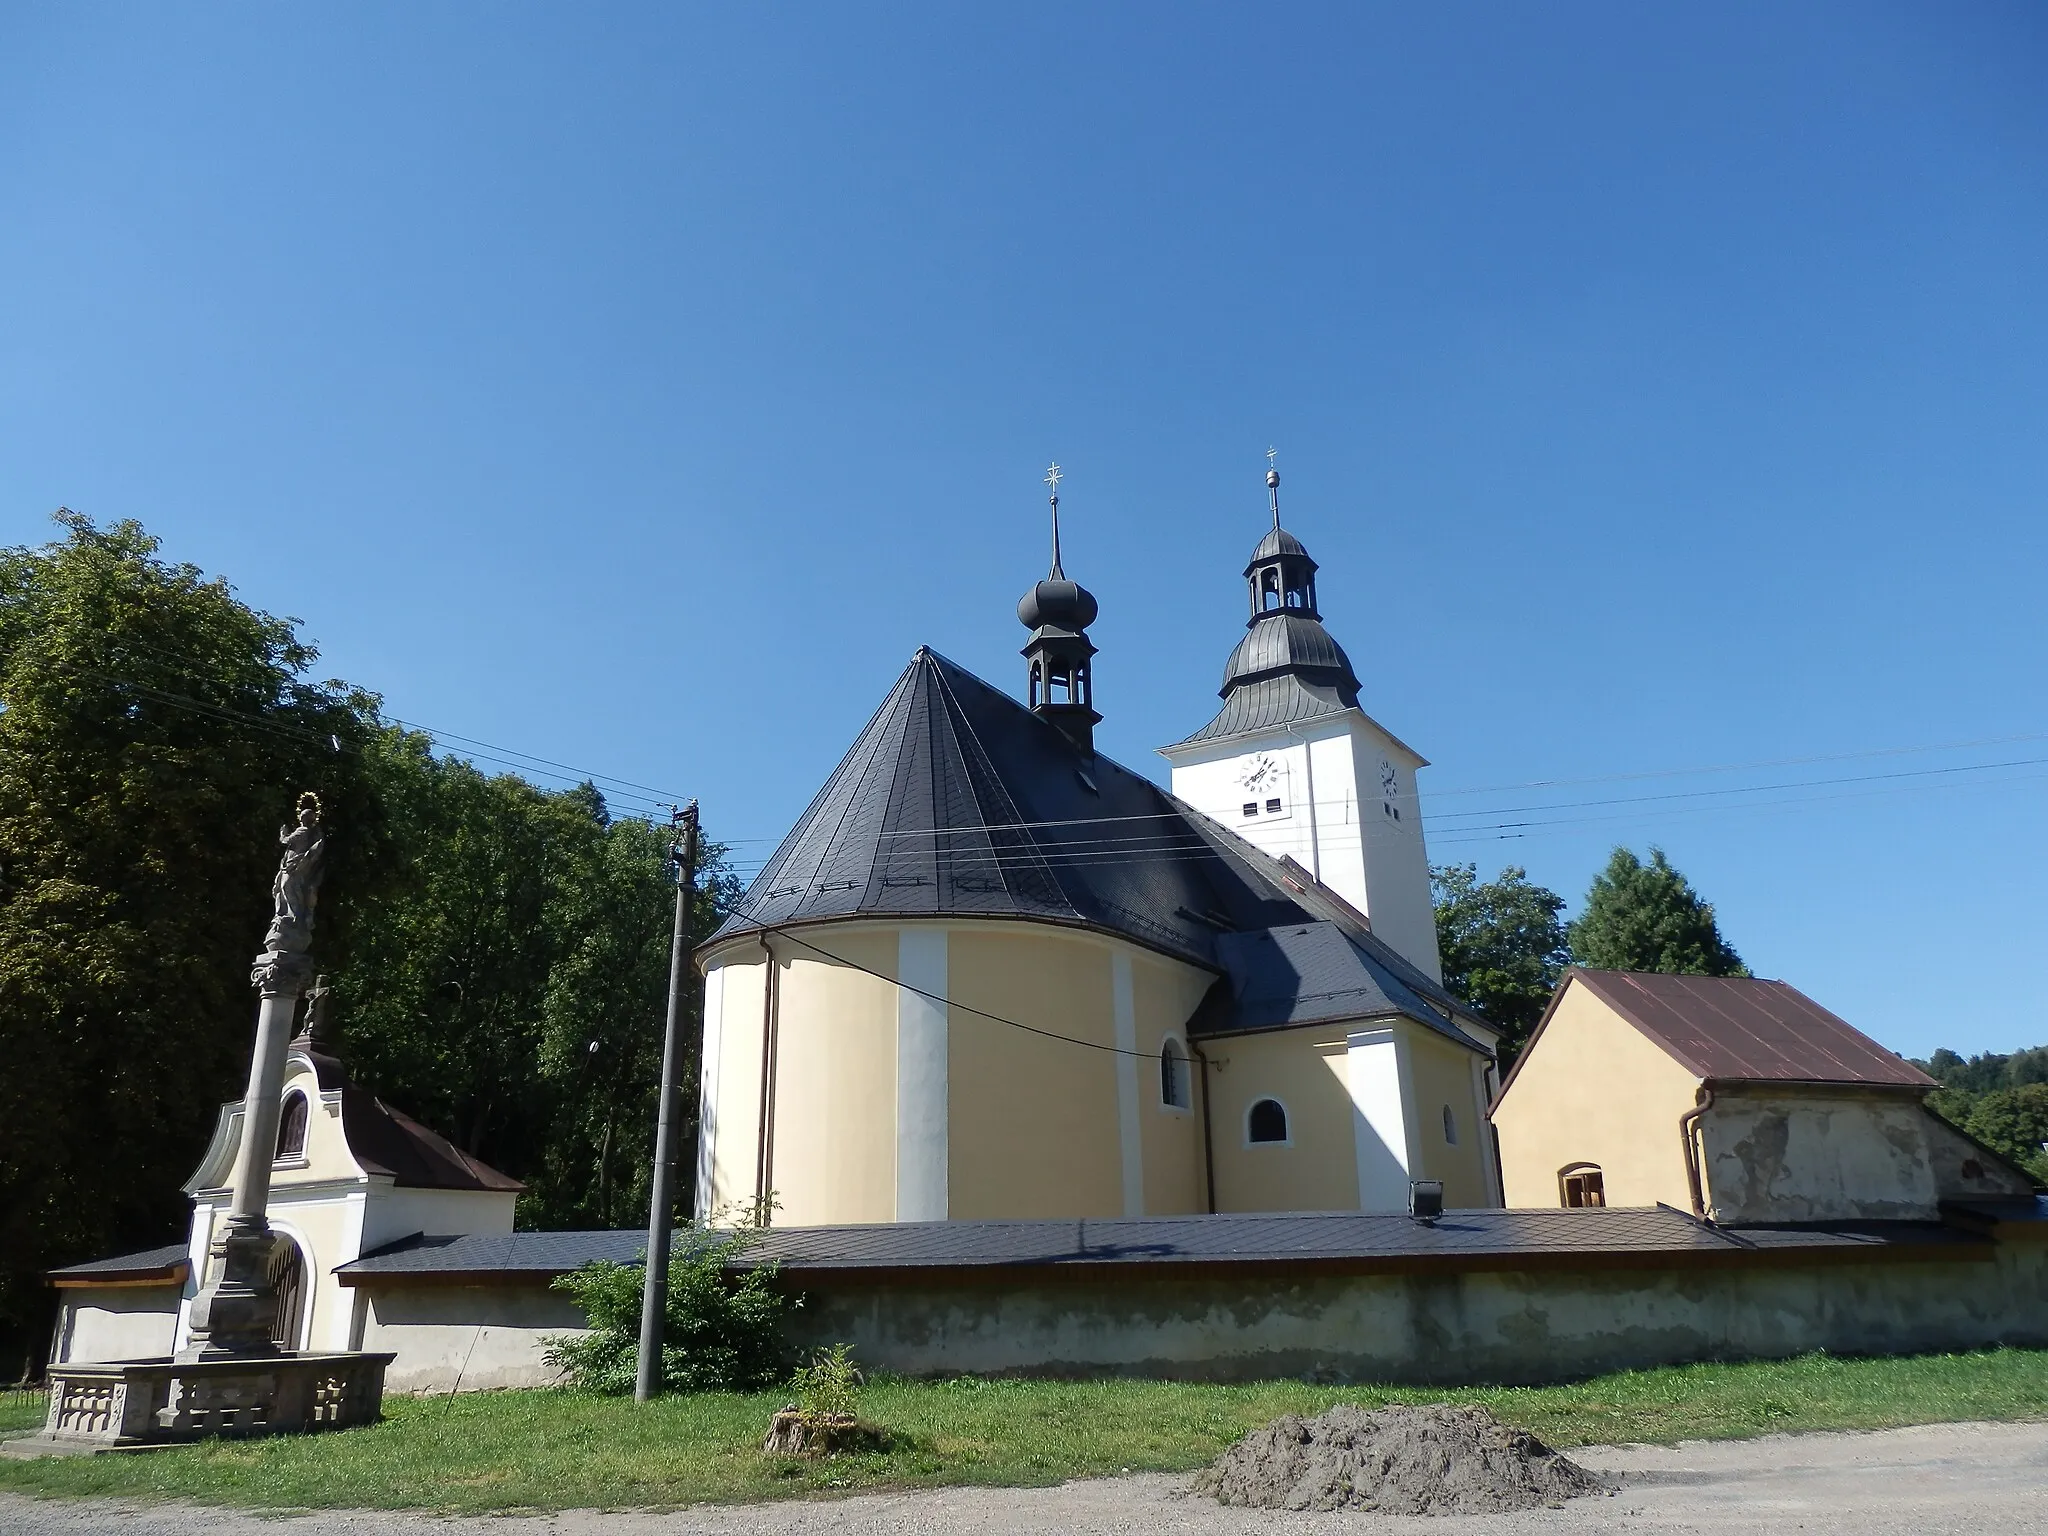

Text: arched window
xmin=1558 ymin=1162 xmax=1606 ymax=1208
xmin=1029 ymin=661 xmax=1042 ymax=708
xmin=1160 ymin=1038 xmax=1190 ymax=1110
xmin=1247 ymin=1097 xmax=1289 ymax=1145
xmin=1261 ymin=570 xmax=1281 ymax=611
xmin=1441 ymin=1104 xmax=1459 ymax=1145
xmin=275 ymin=1091 xmax=309 ymax=1162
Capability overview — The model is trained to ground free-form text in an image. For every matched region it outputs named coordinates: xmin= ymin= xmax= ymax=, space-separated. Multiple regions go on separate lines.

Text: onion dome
xmin=1017 ymin=575 xmax=1098 ymax=634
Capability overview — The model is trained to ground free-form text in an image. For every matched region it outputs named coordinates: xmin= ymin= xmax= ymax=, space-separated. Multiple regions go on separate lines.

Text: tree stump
xmin=762 ymin=1407 xmax=890 ymax=1456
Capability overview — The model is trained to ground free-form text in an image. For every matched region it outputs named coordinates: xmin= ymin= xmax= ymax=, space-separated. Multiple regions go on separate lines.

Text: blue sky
xmin=4 ymin=4 xmax=2044 ymax=1058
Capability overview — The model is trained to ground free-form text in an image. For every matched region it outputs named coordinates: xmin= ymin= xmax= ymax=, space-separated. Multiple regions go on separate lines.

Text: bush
xmin=789 ymin=1343 xmax=863 ymax=1426
xmin=545 ymin=1229 xmax=801 ymax=1394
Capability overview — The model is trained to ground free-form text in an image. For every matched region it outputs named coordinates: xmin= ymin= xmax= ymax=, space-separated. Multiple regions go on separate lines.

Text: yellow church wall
xmin=1207 ymin=1031 xmax=1359 ymax=1213
xmin=765 ymin=929 xmax=900 ymax=1227
xmin=1134 ymin=949 xmax=1216 ymax=1215
xmin=1490 ymin=978 xmax=1701 ymax=1210
xmin=946 ymin=926 xmax=1124 ymax=1219
xmin=1402 ymin=1024 xmax=1494 ymax=1208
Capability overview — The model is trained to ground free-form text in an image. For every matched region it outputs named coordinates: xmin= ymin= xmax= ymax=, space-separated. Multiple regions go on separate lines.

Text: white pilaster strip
xmin=895 ymin=929 xmax=949 ymax=1222
xmin=694 ymin=964 xmax=726 ymax=1220
xmin=1112 ymin=951 xmax=1144 ymax=1217
xmin=1347 ymin=1026 xmax=1412 ymax=1211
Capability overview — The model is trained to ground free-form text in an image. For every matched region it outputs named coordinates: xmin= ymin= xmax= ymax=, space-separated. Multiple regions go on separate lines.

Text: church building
xmin=694 ymin=469 xmax=1502 ymax=1226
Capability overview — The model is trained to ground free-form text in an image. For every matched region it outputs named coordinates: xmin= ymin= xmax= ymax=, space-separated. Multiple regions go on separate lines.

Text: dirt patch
xmin=1193 ymin=1402 xmax=1609 ymax=1514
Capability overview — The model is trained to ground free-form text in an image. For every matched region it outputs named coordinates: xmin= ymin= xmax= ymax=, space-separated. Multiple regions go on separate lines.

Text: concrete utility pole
xmin=636 ymin=800 xmax=701 ymax=1402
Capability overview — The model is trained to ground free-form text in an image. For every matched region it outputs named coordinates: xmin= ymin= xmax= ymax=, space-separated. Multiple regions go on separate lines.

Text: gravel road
xmin=2 ymin=1418 xmax=2043 ymax=1534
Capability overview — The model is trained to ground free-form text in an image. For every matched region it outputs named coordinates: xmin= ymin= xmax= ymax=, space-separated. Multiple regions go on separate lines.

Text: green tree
xmin=1955 ymin=1085 xmax=2048 ymax=1185
xmin=1431 ymin=863 xmax=1570 ymax=1065
xmin=326 ymin=741 xmax=734 ymax=1231
xmin=1567 ymin=846 xmax=1748 ymax=977
xmin=0 ymin=512 xmax=382 ymax=1372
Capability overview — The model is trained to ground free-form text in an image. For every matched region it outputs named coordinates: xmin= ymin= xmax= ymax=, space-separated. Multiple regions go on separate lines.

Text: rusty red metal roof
xmin=1569 ymin=969 xmax=1936 ymax=1088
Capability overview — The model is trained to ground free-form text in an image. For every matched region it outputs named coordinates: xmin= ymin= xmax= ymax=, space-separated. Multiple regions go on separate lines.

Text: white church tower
xmin=1159 ymin=466 xmax=1443 ymax=982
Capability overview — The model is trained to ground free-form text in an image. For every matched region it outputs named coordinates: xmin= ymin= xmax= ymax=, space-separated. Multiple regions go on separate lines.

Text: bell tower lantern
xmin=1017 ymin=463 xmax=1101 ymax=754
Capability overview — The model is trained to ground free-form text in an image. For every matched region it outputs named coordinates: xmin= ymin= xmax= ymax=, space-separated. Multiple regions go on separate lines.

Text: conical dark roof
xmin=708 ymin=649 xmax=1486 ymax=1048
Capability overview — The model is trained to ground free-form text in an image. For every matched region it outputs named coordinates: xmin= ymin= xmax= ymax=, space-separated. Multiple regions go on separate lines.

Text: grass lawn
xmin=1 ymin=1349 xmax=2045 ymax=1513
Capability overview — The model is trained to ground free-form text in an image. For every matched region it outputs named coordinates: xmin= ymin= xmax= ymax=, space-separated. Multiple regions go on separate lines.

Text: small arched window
xmin=1559 ymin=1162 xmax=1606 ymax=1208
xmin=1247 ymin=1097 xmax=1289 ymax=1145
xmin=275 ymin=1090 xmax=309 ymax=1162
xmin=1261 ymin=570 xmax=1281 ymax=611
xmin=1442 ymin=1104 xmax=1459 ymax=1145
xmin=1160 ymin=1038 xmax=1190 ymax=1110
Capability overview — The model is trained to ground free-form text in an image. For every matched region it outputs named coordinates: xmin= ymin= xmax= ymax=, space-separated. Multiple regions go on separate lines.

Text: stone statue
xmin=264 ymin=794 xmax=325 ymax=953
xmin=253 ymin=794 xmax=325 ymax=994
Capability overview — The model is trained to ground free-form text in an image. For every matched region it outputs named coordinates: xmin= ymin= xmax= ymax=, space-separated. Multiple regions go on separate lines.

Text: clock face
xmin=1238 ymin=753 xmax=1278 ymax=793
xmin=1379 ymin=758 xmax=1398 ymax=801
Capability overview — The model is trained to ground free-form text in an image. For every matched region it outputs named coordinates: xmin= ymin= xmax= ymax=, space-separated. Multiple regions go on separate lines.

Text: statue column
xmin=180 ymin=793 xmax=327 ymax=1361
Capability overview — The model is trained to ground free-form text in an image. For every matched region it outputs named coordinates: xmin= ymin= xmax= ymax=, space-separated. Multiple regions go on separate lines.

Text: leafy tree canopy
xmin=0 ymin=513 xmax=731 ymax=1370
xmin=1567 ymin=846 xmax=1747 ymax=978
xmin=1431 ymin=863 xmax=1570 ymax=1065
xmin=0 ymin=512 xmax=383 ymax=1368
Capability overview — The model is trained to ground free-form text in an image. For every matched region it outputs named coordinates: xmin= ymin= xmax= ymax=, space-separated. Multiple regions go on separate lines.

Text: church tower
xmin=1159 ymin=465 xmax=1443 ymax=981
xmin=1017 ymin=463 xmax=1101 ymax=753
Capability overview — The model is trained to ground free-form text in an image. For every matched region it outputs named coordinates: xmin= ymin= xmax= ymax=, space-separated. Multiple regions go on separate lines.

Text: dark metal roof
xmin=1568 ymin=970 xmax=1937 ymax=1088
xmin=1247 ymin=526 xmax=1313 ymax=567
xmin=1172 ymin=674 xmax=1354 ymax=745
xmin=1189 ymin=922 xmax=1487 ymax=1051
xmin=295 ymin=1044 xmax=524 ymax=1193
xmin=1169 ymin=597 xmax=1363 ymax=747
xmin=707 ymin=648 xmax=1482 ymax=1042
xmin=334 ymin=1207 xmax=1983 ymax=1285
xmin=343 ymin=1089 xmax=526 ymax=1193
xmin=1217 ymin=614 xmax=1359 ymax=697
xmin=48 ymin=1244 xmax=189 ymax=1284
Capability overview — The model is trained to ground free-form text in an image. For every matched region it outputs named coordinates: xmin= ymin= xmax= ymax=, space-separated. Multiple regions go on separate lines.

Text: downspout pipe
xmin=1191 ymin=1042 xmax=1218 ymax=1215
xmin=1680 ymin=1083 xmax=1716 ymax=1220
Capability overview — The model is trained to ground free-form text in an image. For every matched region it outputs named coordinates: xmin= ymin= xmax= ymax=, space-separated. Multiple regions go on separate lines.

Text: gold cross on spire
xmin=1044 ymin=462 xmax=1064 ymax=576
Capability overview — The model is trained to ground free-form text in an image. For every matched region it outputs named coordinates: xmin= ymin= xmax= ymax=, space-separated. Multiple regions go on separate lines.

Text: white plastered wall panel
xmin=694 ymin=962 xmax=727 ymax=1221
xmin=895 ymin=927 xmax=948 ymax=1222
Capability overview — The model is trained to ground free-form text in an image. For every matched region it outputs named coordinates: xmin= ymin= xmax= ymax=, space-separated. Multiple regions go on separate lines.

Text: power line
xmin=1425 ymin=730 xmax=2048 ymax=798
xmin=701 ymin=889 xmax=1176 ymax=1062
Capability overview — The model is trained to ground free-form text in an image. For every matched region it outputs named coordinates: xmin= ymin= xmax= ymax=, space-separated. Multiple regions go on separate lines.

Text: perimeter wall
xmin=784 ymin=1238 xmax=2048 ymax=1385
xmin=334 ymin=1230 xmax=2048 ymax=1390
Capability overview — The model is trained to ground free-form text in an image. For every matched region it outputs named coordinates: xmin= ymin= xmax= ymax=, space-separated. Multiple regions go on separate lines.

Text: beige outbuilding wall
xmin=1491 ymin=978 xmax=1702 ymax=1211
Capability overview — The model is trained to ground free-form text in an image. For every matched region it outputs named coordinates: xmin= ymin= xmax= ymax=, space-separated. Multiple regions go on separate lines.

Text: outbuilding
xmin=1490 ymin=969 xmax=2035 ymax=1220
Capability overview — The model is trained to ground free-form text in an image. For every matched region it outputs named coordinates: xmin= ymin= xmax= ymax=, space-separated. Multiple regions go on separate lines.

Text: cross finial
xmin=1265 ymin=448 xmax=1281 ymax=529
xmin=1044 ymin=462 xmax=1065 ymax=577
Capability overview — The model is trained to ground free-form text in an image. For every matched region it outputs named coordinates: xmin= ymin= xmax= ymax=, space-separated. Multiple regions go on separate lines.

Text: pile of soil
xmin=1193 ymin=1402 xmax=1608 ymax=1515
xmin=761 ymin=1408 xmax=892 ymax=1457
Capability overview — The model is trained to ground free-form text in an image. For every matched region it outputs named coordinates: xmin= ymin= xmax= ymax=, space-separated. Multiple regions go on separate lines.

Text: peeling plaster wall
xmin=787 ymin=1243 xmax=2048 ymax=1384
xmin=1701 ymin=1092 xmax=1940 ymax=1224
